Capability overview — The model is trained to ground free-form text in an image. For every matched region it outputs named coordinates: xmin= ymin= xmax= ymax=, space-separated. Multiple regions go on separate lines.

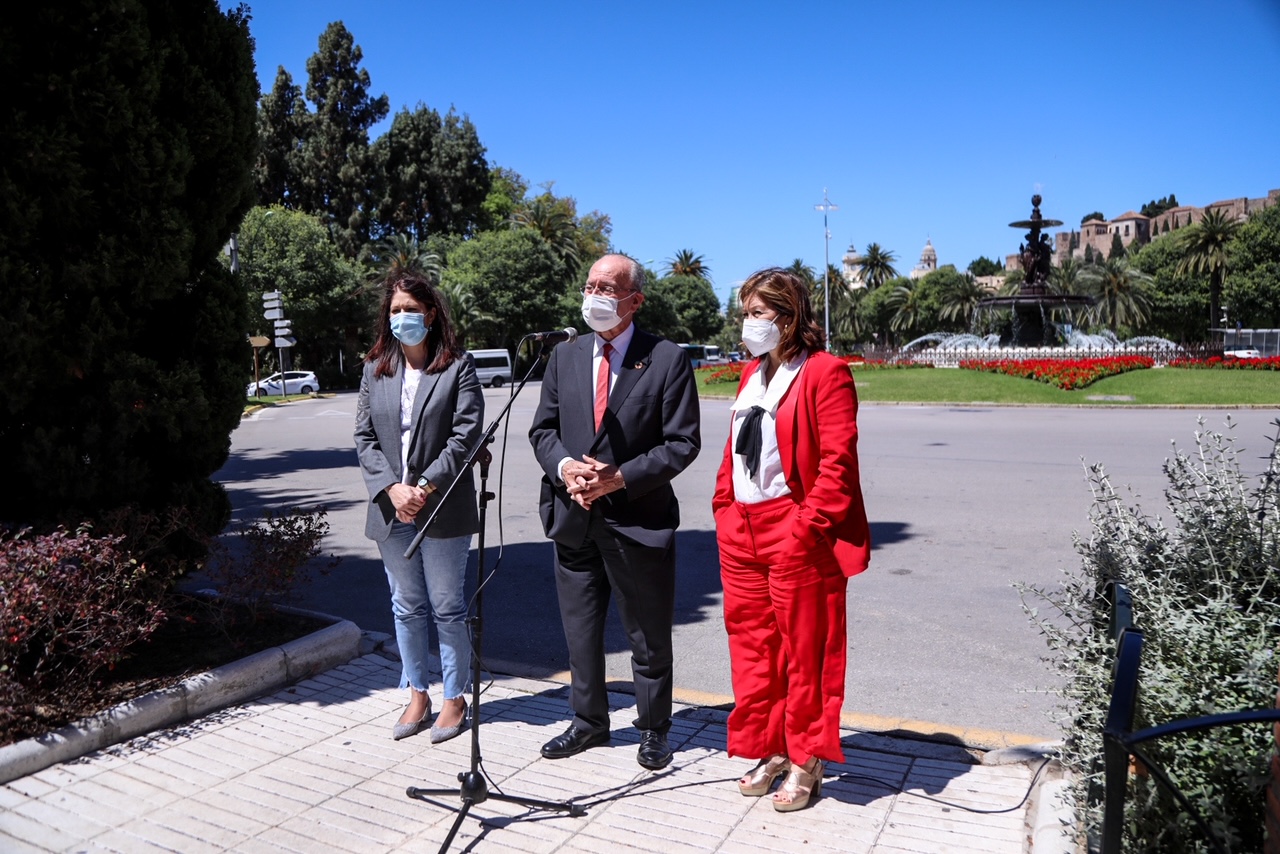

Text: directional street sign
xmin=264 ymin=308 xmax=284 ymax=320
xmin=274 ymin=336 xmax=297 ymax=348
xmin=273 ymin=321 xmax=292 ymax=337
xmin=262 ymin=291 xmax=282 ymax=300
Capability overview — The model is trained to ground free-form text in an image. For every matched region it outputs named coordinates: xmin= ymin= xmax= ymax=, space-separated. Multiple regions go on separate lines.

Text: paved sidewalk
xmin=0 ymin=654 xmax=1059 ymax=853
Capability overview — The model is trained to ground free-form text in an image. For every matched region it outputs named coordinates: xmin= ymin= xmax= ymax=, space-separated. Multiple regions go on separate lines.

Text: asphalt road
xmin=213 ymin=386 xmax=1280 ymax=740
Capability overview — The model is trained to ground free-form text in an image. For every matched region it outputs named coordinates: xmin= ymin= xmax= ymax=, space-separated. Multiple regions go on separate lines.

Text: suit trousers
xmin=553 ymin=511 xmax=676 ymax=735
xmin=717 ymin=494 xmax=848 ymax=766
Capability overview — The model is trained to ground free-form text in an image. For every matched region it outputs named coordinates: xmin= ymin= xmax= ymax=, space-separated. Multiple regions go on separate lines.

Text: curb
xmin=0 ymin=618 xmax=360 ymax=786
xmin=980 ymin=742 xmax=1078 ymax=854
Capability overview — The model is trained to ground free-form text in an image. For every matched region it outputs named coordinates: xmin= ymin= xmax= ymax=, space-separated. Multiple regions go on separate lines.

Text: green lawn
xmin=700 ymin=367 xmax=1280 ymax=406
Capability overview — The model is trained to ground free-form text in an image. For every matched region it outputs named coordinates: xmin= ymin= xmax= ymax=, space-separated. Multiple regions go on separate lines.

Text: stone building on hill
xmin=1050 ymin=188 xmax=1279 ymax=264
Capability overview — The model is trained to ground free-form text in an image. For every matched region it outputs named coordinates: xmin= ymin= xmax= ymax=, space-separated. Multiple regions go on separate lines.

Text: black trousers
xmin=553 ymin=513 xmax=675 ymax=735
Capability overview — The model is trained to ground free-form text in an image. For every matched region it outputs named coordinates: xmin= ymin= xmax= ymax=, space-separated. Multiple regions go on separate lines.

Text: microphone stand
xmin=405 ymin=339 xmax=585 ymax=854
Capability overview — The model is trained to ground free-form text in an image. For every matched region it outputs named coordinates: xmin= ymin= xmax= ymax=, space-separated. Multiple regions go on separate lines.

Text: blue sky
xmin=233 ymin=0 xmax=1279 ymax=306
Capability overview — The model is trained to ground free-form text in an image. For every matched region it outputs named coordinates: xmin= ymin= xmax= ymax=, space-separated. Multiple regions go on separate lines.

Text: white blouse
xmin=729 ymin=352 xmax=807 ymax=503
xmin=399 ymin=367 xmax=423 ymax=484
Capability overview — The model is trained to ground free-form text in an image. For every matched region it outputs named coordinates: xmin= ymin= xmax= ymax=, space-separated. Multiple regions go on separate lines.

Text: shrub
xmin=199 ymin=507 xmax=337 ymax=630
xmin=1021 ymin=419 xmax=1280 ymax=852
xmin=0 ymin=526 xmax=168 ymax=732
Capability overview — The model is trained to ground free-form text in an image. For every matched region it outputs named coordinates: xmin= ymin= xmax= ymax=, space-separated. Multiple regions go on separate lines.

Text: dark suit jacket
xmin=530 ymin=326 xmax=701 ymax=550
xmin=712 ymin=350 xmax=871 ymax=577
xmin=355 ymin=354 xmax=483 ymax=542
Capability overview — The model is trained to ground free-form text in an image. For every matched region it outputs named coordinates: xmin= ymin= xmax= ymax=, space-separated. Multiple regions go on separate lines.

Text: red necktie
xmin=594 ymin=342 xmax=614 ymax=430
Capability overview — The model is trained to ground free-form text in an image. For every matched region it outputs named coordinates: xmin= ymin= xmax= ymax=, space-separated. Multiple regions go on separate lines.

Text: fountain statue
xmin=977 ymin=195 xmax=1093 ymax=346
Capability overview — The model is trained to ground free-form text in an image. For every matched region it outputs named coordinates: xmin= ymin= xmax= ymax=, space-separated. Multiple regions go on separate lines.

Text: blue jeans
xmin=378 ymin=522 xmax=472 ymax=699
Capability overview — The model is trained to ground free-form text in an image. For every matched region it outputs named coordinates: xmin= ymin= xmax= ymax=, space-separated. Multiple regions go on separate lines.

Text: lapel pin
xmin=633 ymin=361 xmax=644 ymax=370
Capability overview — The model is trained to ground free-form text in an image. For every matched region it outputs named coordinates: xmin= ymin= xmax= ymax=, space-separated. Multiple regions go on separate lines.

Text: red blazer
xmin=713 ymin=351 xmax=871 ymax=577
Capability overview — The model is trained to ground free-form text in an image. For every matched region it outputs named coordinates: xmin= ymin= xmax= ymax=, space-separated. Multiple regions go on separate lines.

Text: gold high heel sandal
xmin=771 ymin=757 xmax=823 ymax=812
xmin=737 ymin=754 xmax=790 ymax=797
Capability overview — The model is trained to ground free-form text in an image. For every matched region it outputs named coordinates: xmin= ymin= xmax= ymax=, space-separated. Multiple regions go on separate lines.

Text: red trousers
xmin=717 ymin=495 xmax=848 ymax=766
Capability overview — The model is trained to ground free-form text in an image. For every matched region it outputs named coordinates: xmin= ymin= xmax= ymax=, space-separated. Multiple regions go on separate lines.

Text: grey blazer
xmin=529 ymin=326 xmax=701 ymax=550
xmin=355 ymin=353 xmax=484 ymax=542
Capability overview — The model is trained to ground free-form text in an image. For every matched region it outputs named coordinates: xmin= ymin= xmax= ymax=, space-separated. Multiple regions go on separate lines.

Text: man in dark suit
xmin=530 ymin=253 xmax=701 ymax=770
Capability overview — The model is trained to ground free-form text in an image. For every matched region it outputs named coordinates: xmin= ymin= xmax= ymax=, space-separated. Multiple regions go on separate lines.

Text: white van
xmin=469 ymin=349 xmax=513 ymax=387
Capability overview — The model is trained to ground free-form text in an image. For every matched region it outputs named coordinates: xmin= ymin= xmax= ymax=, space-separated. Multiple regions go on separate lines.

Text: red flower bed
xmin=699 ymin=362 xmax=745 ymax=383
xmin=1166 ymin=355 xmax=1280 ymax=371
xmin=959 ymin=356 xmax=1154 ymax=390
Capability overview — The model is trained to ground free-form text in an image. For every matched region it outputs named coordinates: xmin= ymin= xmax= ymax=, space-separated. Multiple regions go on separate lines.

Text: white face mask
xmin=581 ymin=293 xmax=632 ymax=333
xmin=741 ymin=318 xmax=781 ymax=357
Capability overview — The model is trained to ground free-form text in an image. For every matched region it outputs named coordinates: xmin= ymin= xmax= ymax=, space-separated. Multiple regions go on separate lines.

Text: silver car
xmin=246 ymin=370 xmax=320 ymax=397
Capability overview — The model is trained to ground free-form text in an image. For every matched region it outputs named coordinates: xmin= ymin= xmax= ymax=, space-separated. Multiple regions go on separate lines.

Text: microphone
xmin=528 ymin=327 xmax=578 ymax=344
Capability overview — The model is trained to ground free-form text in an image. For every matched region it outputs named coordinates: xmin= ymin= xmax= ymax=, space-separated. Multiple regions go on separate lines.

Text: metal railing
xmin=856 ymin=342 xmax=1224 ymax=368
xmin=1100 ymin=581 xmax=1280 ymax=854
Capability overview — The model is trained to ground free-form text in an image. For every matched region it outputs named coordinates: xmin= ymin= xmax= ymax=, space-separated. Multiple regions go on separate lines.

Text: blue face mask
xmin=390 ymin=312 xmax=428 ymax=346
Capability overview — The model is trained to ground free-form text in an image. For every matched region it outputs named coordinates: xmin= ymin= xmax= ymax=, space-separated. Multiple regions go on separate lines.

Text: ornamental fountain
xmin=896 ymin=195 xmax=1185 ymax=364
xmin=977 ymin=194 xmax=1093 ymax=346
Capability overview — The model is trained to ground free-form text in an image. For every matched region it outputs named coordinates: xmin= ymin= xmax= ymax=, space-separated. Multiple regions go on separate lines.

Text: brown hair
xmin=737 ymin=267 xmax=826 ymax=363
xmin=365 ymin=272 xmax=463 ymax=378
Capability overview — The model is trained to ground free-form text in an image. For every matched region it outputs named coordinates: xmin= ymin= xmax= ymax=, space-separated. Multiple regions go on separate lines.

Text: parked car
xmin=246 ymin=370 xmax=320 ymax=397
xmin=727 ymin=351 xmax=742 ymax=363
xmin=1224 ymin=349 xmax=1263 ymax=359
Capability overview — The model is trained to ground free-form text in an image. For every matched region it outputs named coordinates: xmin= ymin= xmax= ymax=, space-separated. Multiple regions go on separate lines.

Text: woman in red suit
xmin=712 ymin=267 xmax=871 ymax=812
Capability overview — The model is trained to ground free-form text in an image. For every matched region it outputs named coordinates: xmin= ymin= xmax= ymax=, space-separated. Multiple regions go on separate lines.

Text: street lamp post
xmin=814 ymin=189 xmax=839 ymax=348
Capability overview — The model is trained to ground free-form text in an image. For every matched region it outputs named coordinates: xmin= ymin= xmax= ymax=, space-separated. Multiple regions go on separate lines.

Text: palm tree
xmin=886 ymin=282 xmax=922 ymax=335
xmin=828 ymin=278 xmax=865 ymax=346
xmin=510 ymin=199 xmax=579 ymax=269
xmin=859 ymin=243 xmax=899 ymax=290
xmin=785 ymin=258 xmax=817 ymax=288
xmin=938 ymin=274 xmax=987 ymax=328
xmin=1079 ymin=258 xmax=1154 ymax=331
xmin=373 ymin=234 xmax=442 ymax=282
xmin=1048 ymin=257 xmax=1083 ymax=295
xmin=437 ymin=280 xmax=494 ymax=349
xmin=666 ymin=249 xmax=711 ymax=281
xmin=1176 ymin=207 xmax=1241 ymax=333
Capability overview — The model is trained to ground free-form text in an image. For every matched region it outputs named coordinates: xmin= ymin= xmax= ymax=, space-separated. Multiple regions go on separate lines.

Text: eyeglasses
xmin=581 ymin=285 xmax=634 ymax=299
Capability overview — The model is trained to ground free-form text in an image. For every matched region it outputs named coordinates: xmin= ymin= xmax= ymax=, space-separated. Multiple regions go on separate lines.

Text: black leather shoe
xmin=541 ymin=725 xmax=611 ymax=759
xmin=637 ymin=729 xmax=672 ymax=770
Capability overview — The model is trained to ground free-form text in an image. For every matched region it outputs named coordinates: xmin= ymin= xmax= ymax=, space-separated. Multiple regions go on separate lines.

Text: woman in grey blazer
xmin=355 ymin=271 xmax=483 ymax=743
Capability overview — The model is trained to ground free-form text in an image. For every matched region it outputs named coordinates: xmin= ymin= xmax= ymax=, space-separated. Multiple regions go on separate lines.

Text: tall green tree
xmin=1177 ymin=207 xmax=1241 ymax=333
xmin=1080 ymin=258 xmax=1154 ymax=332
xmin=666 ymin=250 xmax=712 ymax=281
xmin=650 ymin=274 xmax=723 ymax=341
xmin=1224 ymin=204 xmax=1280 ymax=328
xmin=1129 ymin=233 xmax=1207 ymax=342
xmin=371 ymin=104 xmax=490 ymax=241
xmin=967 ymin=256 xmax=1003 ymax=277
xmin=235 ymin=206 xmax=366 ymax=379
xmin=859 ymin=243 xmax=899 ymax=290
xmin=441 ymin=228 xmax=564 ymax=351
xmin=0 ymin=0 xmax=259 ymax=534
xmin=1108 ymin=232 xmax=1127 ymax=259
xmin=254 ymin=66 xmax=309 ymax=207
xmin=295 ymin=22 xmax=389 ymax=258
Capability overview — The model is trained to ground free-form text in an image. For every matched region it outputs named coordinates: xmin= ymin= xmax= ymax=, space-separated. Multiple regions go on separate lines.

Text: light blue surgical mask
xmin=390 ymin=312 xmax=428 ymax=346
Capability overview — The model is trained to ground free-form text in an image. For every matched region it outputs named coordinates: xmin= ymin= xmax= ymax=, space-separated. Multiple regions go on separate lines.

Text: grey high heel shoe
xmin=392 ymin=696 xmax=432 ymax=741
xmin=430 ymin=699 xmax=469 ymax=744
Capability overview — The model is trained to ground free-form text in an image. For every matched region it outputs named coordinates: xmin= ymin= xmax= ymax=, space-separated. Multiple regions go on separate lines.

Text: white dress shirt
xmin=730 ymin=351 xmax=807 ymax=503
